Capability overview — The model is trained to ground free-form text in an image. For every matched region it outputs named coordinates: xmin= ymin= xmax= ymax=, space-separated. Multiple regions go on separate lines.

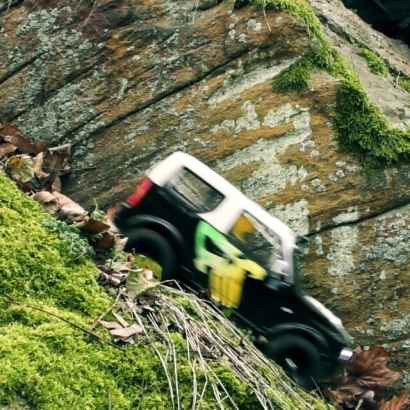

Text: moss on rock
xmin=252 ymin=0 xmax=410 ymax=163
xmin=360 ymin=49 xmax=388 ymax=76
xmin=272 ymin=56 xmax=312 ymax=93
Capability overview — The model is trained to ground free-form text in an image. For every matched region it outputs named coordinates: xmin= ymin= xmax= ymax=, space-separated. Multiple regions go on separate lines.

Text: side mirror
xmin=272 ymin=259 xmax=289 ymax=276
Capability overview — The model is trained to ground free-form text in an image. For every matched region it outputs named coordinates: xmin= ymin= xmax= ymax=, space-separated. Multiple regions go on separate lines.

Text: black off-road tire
xmin=124 ymin=228 xmax=176 ymax=281
xmin=264 ymin=333 xmax=322 ymax=390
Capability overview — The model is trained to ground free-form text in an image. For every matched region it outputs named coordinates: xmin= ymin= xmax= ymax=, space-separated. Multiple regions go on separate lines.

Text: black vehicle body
xmin=114 ymin=152 xmax=353 ymax=388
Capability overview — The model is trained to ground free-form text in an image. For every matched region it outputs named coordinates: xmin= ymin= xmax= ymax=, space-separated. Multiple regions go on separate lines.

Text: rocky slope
xmin=1 ymin=0 xmax=410 ymax=392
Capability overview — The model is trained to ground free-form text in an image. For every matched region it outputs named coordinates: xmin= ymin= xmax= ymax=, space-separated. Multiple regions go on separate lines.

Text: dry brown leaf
xmin=125 ymin=253 xmax=134 ymax=269
xmin=51 ymin=191 xmax=87 ymax=223
xmin=32 ymin=191 xmax=59 ymax=215
xmin=40 ymin=144 xmax=70 ymax=188
xmin=32 ymin=153 xmax=48 ymax=179
xmin=94 ymin=231 xmax=116 ymax=250
xmin=77 ymin=217 xmax=110 ymax=234
xmin=3 ymin=133 xmax=44 ymax=155
xmin=114 ymin=235 xmax=128 ymax=251
xmin=105 ymin=202 xmax=121 ymax=233
xmin=106 ymin=202 xmax=121 ymax=220
xmin=0 ymin=143 xmax=17 ymax=160
xmin=346 ymin=345 xmax=401 ymax=389
xmin=110 ymin=323 xmax=143 ymax=340
xmin=97 ymin=320 xmax=124 ymax=330
xmin=105 ymin=217 xmax=120 ymax=233
xmin=380 ymin=393 xmax=409 ymax=410
xmin=112 ymin=312 xmax=129 ymax=328
xmin=0 ymin=121 xmax=21 ymax=139
xmin=325 ymin=381 xmax=366 ymax=409
xmin=51 ymin=176 xmax=61 ymax=192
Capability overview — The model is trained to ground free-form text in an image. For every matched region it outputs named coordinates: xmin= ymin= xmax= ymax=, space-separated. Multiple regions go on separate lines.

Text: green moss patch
xmin=253 ymin=0 xmax=410 ymax=163
xmin=360 ymin=49 xmax=388 ymax=76
xmin=272 ymin=56 xmax=312 ymax=93
xmin=334 ymin=82 xmax=410 ymax=162
xmin=398 ymin=76 xmax=410 ymax=93
xmin=0 ymin=172 xmax=109 ymax=317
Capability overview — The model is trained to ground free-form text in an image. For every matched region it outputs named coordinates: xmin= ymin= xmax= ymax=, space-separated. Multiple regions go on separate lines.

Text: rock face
xmin=1 ymin=0 xmax=410 ymax=390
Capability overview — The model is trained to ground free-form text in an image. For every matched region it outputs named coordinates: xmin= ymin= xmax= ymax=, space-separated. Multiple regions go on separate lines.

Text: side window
xmin=166 ymin=167 xmax=224 ymax=213
xmin=229 ymin=212 xmax=282 ymax=269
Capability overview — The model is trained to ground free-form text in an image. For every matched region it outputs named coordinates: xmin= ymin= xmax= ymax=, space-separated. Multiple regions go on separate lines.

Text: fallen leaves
xmin=0 ymin=120 xmax=126 ymax=255
xmin=5 ymin=154 xmax=35 ymax=182
xmin=1 ymin=120 xmax=69 ymax=191
xmin=346 ymin=345 xmax=401 ymax=389
xmin=98 ymin=252 xmax=156 ymax=298
xmin=110 ymin=323 xmax=143 ymax=342
xmin=325 ymin=345 xmax=408 ymax=410
xmin=97 ymin=312 xmax=143 ymax=344
xmin=1 ymin=120 xmax=44 ymax=154
xmin=34 ymin=143 xmax=71 ymax=188
xmin=33 ymin=191 xmax=88 ymax=222
xmin=0 ymin=142 xmax=17 ymax=160
xmin=380 ymin=394 xmax=409 ymax=410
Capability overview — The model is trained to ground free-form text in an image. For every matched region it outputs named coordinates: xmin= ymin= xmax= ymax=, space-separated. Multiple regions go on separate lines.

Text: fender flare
xmin=121 ymin=215 xmax=185 ymax=260
xmin=266 ymin=323 xmax=329 ymax=354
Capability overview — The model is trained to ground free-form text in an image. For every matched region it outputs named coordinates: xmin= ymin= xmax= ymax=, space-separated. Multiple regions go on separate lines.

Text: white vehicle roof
xmin=148 ymin=151 xmax=296 ymax=245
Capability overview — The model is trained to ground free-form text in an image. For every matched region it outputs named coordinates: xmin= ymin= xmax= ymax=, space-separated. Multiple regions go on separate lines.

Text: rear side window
xmin=166 ymin=167 xmax=224 ymax=213
xmin=230 ymin=212 xmax=283 ymax=269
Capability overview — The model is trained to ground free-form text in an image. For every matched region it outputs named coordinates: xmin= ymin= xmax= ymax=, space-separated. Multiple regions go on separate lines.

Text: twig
xmin=192 ymin=0 xmax=199 ymax=22
xmin=81 ymin=0 xmax=102 ymax=28
xmin=159 ymin=310 xmax=181 ymax=410
xmin=130 ymin=304 xmax=176 ymax=410
xmin=0 ymin=292 xmax=124 ymax=351
xmin=135 ymin=380 xmax=149 ymax=410
xmin=354 ymin=398 xmax=363 ymax=410
xmin=156 ymin=285 xmax=315 ymax=410
xmin=91 ymin=289 xmax=122 ymax=330
xmin=262 ymin=0 xmax=272 ymax=32
xmin=107 ymin=388 xmax=112 ymax=410
xmin=196 ymin=378 xmax=208 ymax=410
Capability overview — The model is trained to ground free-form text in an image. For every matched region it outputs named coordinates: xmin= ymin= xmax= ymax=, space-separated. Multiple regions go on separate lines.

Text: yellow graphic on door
xmin=194 ymin=220 xmax=267 ymax=308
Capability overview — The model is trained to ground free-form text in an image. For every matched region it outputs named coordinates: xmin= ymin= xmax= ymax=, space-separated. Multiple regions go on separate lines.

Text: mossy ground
xmin=0 ymin=172 xmax=330 ymax=409
xmin=251 ymin=0 xmax=410 ymax=164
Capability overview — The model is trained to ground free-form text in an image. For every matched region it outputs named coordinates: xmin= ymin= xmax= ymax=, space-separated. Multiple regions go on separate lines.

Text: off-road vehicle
xmin=114 ymin=151 xmax=353 ymax=388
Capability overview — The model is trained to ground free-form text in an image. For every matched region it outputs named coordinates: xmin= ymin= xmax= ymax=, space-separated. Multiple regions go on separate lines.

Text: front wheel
xmin=263 ymin=333 xmax=323 ymax=390
xmin=124 ymin=228 xmax=176 ymax=281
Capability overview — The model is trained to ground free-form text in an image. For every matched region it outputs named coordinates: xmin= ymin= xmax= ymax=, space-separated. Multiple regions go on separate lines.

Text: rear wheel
xmin=124 ymin=228 xmax=176 ymax=281
xmin=264 ymin=334 xmax=322 ymax=390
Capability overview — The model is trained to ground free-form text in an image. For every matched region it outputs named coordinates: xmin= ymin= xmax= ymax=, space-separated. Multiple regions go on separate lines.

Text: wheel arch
xmin=266 ymin=323 xmax=329 ymax=354
xmin=121 ymin=215 xmax=185 ymax=261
